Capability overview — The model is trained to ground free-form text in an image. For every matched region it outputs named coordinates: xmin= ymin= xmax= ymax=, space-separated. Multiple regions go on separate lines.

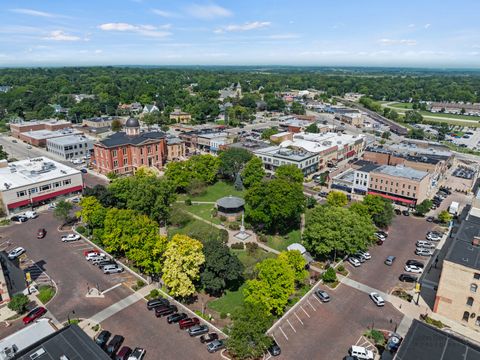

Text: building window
xmin=140 ymin=148 xmax=143 ymax=155
xmin=112 ymin=150 xmax=117 ymax=157
xmin=123 ymin=159 xmax=128 ymax=166
xmin=122 ymin=147 xmax=127 ymax=155
xmin=476 ymin=316 xmax=480 ymax=327
xmin=403 ymin=184 xmax=405 ymax=188
xmin=396 ymin=182 xmax=399 ymax=187
xmin=474 ymin=273 xmax=480 ymax=280
xmin=40 ymin=184 xmax=51 ymax=191
xmin=113 ymin=160 xmax=118 ymax=168
xmin=467 ymin=297 xmax=474 ymax=306
xmin=408 ymin=184 xmax=411 ymax=189
xmin=16 ymin=190 xmax=27 ymax=197
xmin=462 ymin=311 xmax=470 ymax=322
xmin=63 ymin=179 xmax=71 ymax=186
xmin=471 ymin=284 xmax=478 ymax=293
xmin=413 ymin=186 xmax=416 ymax=190
xmin=148 ymin=146 xmax=152 ymax=154
xmin=53 ymin=181 xmax=62 ymax=188
xmin=28 ymin=188 xmax=38 ymax=194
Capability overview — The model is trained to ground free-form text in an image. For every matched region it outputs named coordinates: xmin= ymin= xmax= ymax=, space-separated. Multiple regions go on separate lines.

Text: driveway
xmin=269 ymin=284 xmax=403 ymax=359
xmin=101 ymin=300 xmax=222 ymax=360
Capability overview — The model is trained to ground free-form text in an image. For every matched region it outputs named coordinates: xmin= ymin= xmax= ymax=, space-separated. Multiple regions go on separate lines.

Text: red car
xmin=179 ymin=317 xmax=200 ymax=330
xmin=23 ymin=307 xmax=47 ymax=325
xmin=83 ymin=249 xmax=100 ymax=257
xmin=37 ymin=228 xmax=46 ymax=239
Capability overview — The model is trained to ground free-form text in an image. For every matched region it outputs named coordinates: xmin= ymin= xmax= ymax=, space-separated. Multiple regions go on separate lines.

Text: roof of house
xmin=372 ymin=165 xmax=428 ymax=181
xmin=99 ymin=131 xmax=165 ymax=148
xmin=445 ymin=211 xmax=480 ymax=271
xmin=15 ymin=324 xmax=111 ymax=360
xmin=396 ymin=319 xmax=480 ymax=360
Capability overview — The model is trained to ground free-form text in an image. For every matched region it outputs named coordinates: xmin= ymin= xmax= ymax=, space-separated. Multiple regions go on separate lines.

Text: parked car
xmin=426 ymin=232 xmax=442 ymax=241
xmin=61 ymin=234 xmax=81 ymax=242
xmin=11 ymin=215 xmax=28 ymax=223
xmin=415 ymin=248 xmax=434 ymax=256
xmin=399 ymin=274 xmax=418 ymax=283
xmin=84 ymin=249 xmax=100 ymax=257
xmin=86 ymin=252 xmax=106 ymax=260
xmin=357 ymin=250 xmax=371 ymax=260
xmin=116 ymin=346 xmax=132 ymax=360
xmin=127 ymin=347 xmax=146 ymax=360
xmin=349 ymin=345 xmax=374 ymax=360
xmin=384 ymin=255 xmax=396 ymax=266
xmin=404 ymin=265 xmax=423 ymax=273
xmin=402 ymin=210 xmax=410 ymax=216
xmin=37 ymin=228 xmax=46 ymax=239
xmin=348 ymin=257 xmax=361 ymax=267
xmin=188 ymin=324 xmax=209 ymax=337
xmin=106 ymin=335 xmax=125 ymax=357
xmin=167 ymin=312 xmax=187 ymax=324
xmin=268 ymin=339 xmax=281 ymax=356
xmin=71 ymin=197 xmax=81 ymax=204
xmin=8 ymin=247 xmax=26 ymax=260
xmin=355 ymin=252 xmax=368 ymax=262
xmin=369 ymin=292 xmax=385 ymax=307
xmin=103 ymin=264 xmax=124 ymax=274
xmin=200 ymin=333 xmax=218 ymax=344
xmin=416 ymin=240 xmax=435 ymax=249
xmin=319 ymin=191 xmax=329 ymax=197
xmin=95 ymin=330 xmax=111 ymax=349
xmin=315 ymin=289 xmax=331 ymax=303
xmin=394 ymin=208 xmax=401 ymax=215
xmin=24 ymin=211 xmax=38 ymax=219
xmin=426 ymin=216 xmax=435 ymax=222
xmin=95 ymin=259 xmax=116 ymax=268
xmin=179 ymin=317 xmax=200 ymax=330
xmin=22 ymin=306 xmax=47 ymax=324
xmin=207 ymin=340 xmax=225 ymax=353
xmin=406 ymin=260 xmax=424 ymax=268
xmin=155 ymin=305 xmax=177 ymax=317
xmin=80 ymin=168 xmax=88 ymax=174
xmin=147 ymin=297 xmax=169 ymax=310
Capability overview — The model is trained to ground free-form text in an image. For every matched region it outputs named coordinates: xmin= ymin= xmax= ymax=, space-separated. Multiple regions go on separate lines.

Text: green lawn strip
xmin=389 ymin=102 xmax=413 ymax=109
xmin=232 ymin=249 xmax=276 ymax=269
xmin=168 ymin=218 xmax=220 ymax=239
xmin=37 ymin=285 xmax=56 ymax=304
xmin=183 ymin=203 xmax=221 ymax=224
xmin=266 ymin=230 xmax=301 ymax=252
xmin=207 ymin=284 xmax=246 ymax=315
xmin=178 ymin=181 xmax=245 ymax=202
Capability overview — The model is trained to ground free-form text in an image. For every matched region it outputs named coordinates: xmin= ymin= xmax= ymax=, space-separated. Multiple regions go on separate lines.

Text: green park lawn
xmin=207 ymin=284 xmax=246 ymax=315
xmin=267 ymin=230 xmax=302 ymax=252
xmin=178 ymin=181 xmax=245 ymax=202
xmin=389 ymin=102 xmax=414 ymax=109
xmin=168 ymin=217 xmax=221 ymax=239
xmin=181 ymin=203 xmax=221 ymax=224
xmin=232 ymin=248 xmax=276 ymax=270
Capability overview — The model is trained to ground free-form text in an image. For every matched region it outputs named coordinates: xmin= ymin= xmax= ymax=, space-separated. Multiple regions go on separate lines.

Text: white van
xmin=349 ymin=345 xmax=374 ymax=360
xmin=24 ymin=211 xmax=38 ymax=219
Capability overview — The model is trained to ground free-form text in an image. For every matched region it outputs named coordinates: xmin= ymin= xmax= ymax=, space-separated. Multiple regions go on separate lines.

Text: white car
xmin=357 ymin=251 xmax=371 ymax=260
xmin=349 ymin=345 xmax=374 ymax=360
xmin=404 ymin=265 xmax=423 ymax=273
xmin=61 ymin=234 xmax=81 ymax=242
xmin=415 ymin=248 xmax=433 ymax=256
xmin=426 ymin=232 xmax=442 ymax=241
xmin=86 ymin=252 xmax=106 ymax=261
xmin=416 ymin=240 xmax=435 ymax=249
xmin=24 ymin=211 xmax=38 ymax=219
xmin=348 ymin=257 xmax=361 ymax=267
xmin=369 ymin=292 xmax=385 ymax=307
xmin=8 ymin=247 xmax=26 ymax=260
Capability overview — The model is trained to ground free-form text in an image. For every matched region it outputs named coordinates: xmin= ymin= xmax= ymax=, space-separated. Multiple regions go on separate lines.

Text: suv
xmin=416 ymin=240 xmax=435 ymax=249
xmin=37 ymin=228 xmax=46 ymax=239
xmin=200 ymin=333 xmax=218 ymax=344
xmin=116 ymin=346 xmax=132 ymax=360
xmin=147 ymin=297 xmax=169 ymax=310
xmin=179 ymin=317 xmax=200 ymax=330
xmin=349 ymin=345 xmax=374 ymax=360
xmin=155 ymin=305 xmax=177 ymax=317
xmin=315 ymin=290 xmax=331 ymax=302
xmin=207 ymin=340 xmax=225 ymax=353
xmin=384 ymin=256 xmax=396 ymax=266
xmin=356 ymin=250 xmax=371 ymax=260
xmin=406 ymin=260 xmax=424 ymax=268
xmin=106 ymin=335 xmax=125 ymax=357
xmin=167 ymin=312 xmax=187 ymax=324
xmin=399 ymin=274 xmax=418 ymax=283
xmin=188 ymin=324 xmax=209 ymax=337
xmin=348 ymin=257 xmax=361 ymax=267
xmin=127 ymin=347 xmax=146 ymax=360
xmin=103 ymin=264 xmax=124 ymax=274
xmin=95 ymin=330 xmax=111 ymax=349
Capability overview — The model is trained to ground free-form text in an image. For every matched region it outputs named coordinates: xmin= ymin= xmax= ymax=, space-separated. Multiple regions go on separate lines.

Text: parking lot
xmin=269 ymin=284 xmax=403 ymax=359
xmin=0 ymin=210 xmax=135 ymax=323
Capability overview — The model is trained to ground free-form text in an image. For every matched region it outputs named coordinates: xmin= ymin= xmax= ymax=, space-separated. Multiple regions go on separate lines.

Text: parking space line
xmin=312 ymin=294 xmax=323 ymax=304
xmin=306 ymin=299 xmax=316 ymax=311
xmin=279 ymin=326 xmax=289 ymax=341
xmin=286 ymin=319 xmax=296 ymax=333
xmin=300 ymin=305 xmax=310 ymax=318
xmin=294 ymin=312 xmax=304 ymax=325
xmin=101 ymin=283 xmax=122 ymax=295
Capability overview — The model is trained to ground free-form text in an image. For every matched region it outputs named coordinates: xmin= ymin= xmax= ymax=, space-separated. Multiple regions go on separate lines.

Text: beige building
xmin=434 ymin=197 xmax=480 ymax=330
xmin=368 ymin=165 xmax=430 ymax=206
xmin=340 ymin=112 xmax=364 ymax=126
xmin=166 ymin=137 xmax=186 ymax=161
xmin=170 ymin=109 xmax=192 ymax=124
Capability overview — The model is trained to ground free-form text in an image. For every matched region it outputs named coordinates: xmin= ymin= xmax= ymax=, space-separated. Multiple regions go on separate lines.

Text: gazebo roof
xmin=216 ymin=195 xmax=245 ymax=209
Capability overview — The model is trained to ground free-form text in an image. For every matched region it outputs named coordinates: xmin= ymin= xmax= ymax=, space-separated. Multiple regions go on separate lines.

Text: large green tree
xmin=53 ymin=200 xmax=73 ymax=225
xmin=326 ymin=191 xmax=348 ymax=207
xmin=241 ymin=156 xmax=265 ymax=189
xmin=275 ymin=164 xmax=304 ymax=184
xmin=362 ymin=194 xmax=394 ymax=228
xmin=303 ymin=205 xmax=376 ymax=258
xmin=218 ymin=148 xmax=252 ymax=181
xmin=278 ymin=250 xmax=308 ymax=285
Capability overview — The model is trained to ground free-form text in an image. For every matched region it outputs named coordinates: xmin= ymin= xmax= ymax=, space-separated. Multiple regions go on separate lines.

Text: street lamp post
xmin=67 ymin=310 xmax=76 ymax=324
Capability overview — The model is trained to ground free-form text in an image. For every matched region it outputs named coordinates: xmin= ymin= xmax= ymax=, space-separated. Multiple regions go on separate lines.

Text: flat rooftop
xmin=445 ymin=212 xmax=480 ymax=271
xmin=11 ymin=119 xmax=70 ymax=128
xmin=280 ymin=132 xmax=364 ymax=154
xmin=47 ymin=134 xmax=93 ymax=145
xmin=372 ymin=165 xmax=428 ymax=181
xmin=255 ymin=145 xmax=316 ymax=161
xmin=396 ymin=319 xmax=480 ymax=360
xmin=22 ymin=128 xmax=81 ymax=140
xmin=0 ymin=157 xmax=81 ymax=191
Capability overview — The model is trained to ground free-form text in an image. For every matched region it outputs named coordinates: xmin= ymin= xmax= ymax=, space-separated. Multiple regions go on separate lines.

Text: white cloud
xmin=98 ymin=23 xmax=171 ymax=38
xmin=95 ymin=49 xmax=103 ymax=54
xmin=152 ymin=9 xmax=179 ymax=18
xmin=186 ymin=4 xmax=232 ymax=19
xmin=408 ymin=23 xmax=415 ymax=28
xmin=10 ymin=8 xmax=57 ymax=18
xmin=424 ymin=23 xmax=431 ymax=29
xmin=379 ymin=38 xmax=417 ymax=46
xmin=44 ymin=30 xmax=82 ymax=41
xmin=214 ymin=21 xmax=271 ymax=33
xmin=268 ymin=33 xmax=300 ymax=40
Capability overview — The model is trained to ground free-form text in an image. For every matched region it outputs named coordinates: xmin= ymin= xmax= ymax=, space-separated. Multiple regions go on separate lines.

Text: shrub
xmin=8 ymin=294 xmax=29 ymax=314
xmin=220 ymin=312 xmax=228 ymax=319
xmin=245 ymin=242 xmax=258 ymax=255
xmin=228 ymin=223 xmax=240 ymax=231
xmin=231 ymin=242 xmax=245 ymax=250
xmin=169 ymin=208 xmax=192 ymax=227
xmin=132 ymin=280 xmax=146 ymax=291
xmin=337 ymin=265 xmax=345 ymax=273
xmin=91 ymin=324 xmax=100 ymax=332
xmin=185 ymin=199 xmax=192 ymax=206
xmin=219 ymin=215 xmax=227 ymax=222
xmin=211 ymin=208 xmax=218 ymax=217
xmin=258 ymin=234 xmax=268 ymax=243
xmin=149 ymin=289 xmax=160 ymax=298
xmin=219 ymin=229 xmax=229 ymax=244
xmin=186 ymin=179 xmax=207 ymax=197
xmin=322 ymin=268 xmax=337 ymax=283
xmin=424 ymin=316 xmax=445 ymax=329
xmin=76 ymin=225 xmax=87 ymax=235
xmin=365 ymin=329 xmax=386 ymax=346
xmin=0 ymin=219 xmax=11 ymax=226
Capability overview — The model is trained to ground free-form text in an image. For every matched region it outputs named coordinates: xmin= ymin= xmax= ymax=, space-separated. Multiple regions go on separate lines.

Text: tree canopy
xmin=218 ymin=148 xmax=252 ymax=181
xmin=241 ymin=156 xmax=265 ymax=189
xmin=362 ymin=194 xmax=395 ymax=228
xmin=326 ymin=191 xmax=348 ymax=207
xmin=165 ymin=154 xmax=220 ymax=191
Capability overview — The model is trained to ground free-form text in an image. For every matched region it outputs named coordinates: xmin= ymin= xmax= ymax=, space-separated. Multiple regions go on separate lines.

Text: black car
xmin=200 ymin=333 xmax=218 ymax=344
xmin=399 ymin=274 xmax=418 ymax=283
xmin=155 ymin=305 xmax=177 ymax=317
xmin=402 ymin=210 xmax=410 ymax=216
xmin=406 ymin=259 xmax=424 ymax=268
xmin=167 ymin=312 xmax=187 ymax=324
xmin=268 ymin=339 xmax=281 ymax=356
xmin=394 ymin=208 xmax=401 ymax=215
xmin=147 ymin=297 xmax=169 ymax=310
xmin=95 ymin=330 xmax=111 ymax=349
xmin=106 ymin=335 xmax=124 ymax=357
xmin=11 ymin=215 xmax=28 ymax=223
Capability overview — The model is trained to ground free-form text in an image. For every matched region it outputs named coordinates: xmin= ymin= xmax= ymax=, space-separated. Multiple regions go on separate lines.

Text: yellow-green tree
xmin=162 ymin=234 xmax=205 ymax=298
xmin=76 ymin=196 xmax=106 ymax=229
xmin=278 ymin=250 xmax=308 ymax=285
xmin=326 ymin=191 xmax=348 ymax=207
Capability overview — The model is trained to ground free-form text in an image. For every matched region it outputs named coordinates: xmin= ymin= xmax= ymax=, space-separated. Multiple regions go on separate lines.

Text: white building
xmin=47 ymin=135 xmax=94 ymax=160
xmin=0 ymin=157 xmax=83 ymax=215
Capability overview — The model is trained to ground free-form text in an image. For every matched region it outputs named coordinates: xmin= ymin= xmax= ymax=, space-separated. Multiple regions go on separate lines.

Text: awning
xmin=367 ymin=191 xmax=416 ymax=205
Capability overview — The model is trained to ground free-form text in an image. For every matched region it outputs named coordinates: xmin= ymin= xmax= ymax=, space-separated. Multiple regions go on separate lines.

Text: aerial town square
xmin=0 ymin=1 xmax=480 ymax=359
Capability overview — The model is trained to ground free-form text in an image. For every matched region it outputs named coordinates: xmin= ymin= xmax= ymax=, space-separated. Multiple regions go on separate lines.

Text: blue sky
xmin=1 ymin=0 xmax=480 ymax=67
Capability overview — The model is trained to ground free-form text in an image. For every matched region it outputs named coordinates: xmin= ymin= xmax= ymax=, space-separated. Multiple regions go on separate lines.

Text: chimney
xmin=473 ymin=237 xmax=480 ymax=247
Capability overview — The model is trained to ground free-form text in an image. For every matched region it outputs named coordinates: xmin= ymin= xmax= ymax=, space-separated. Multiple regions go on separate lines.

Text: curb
xmin=73 ymin=227 xmax=228 ymax=337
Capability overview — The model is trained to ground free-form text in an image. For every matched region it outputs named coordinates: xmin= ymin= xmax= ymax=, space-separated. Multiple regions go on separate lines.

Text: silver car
xmin=415 ymin=248 xmax=433 ymax=256
xmin=207 ymin=340 xmax=224 ymax=353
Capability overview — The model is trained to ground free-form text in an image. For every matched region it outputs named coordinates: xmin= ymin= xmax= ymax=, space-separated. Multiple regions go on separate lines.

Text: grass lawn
xmin=267 ymin=230 xmax=302 ymax=252
xmin=168 ymin=218 xmax=220 ymax=239
xmin=37 ymin=285 xmax=56 ymax=304
xmin=232 ymin=248 xmax=276 ymax=269
xmin=178 ymin=181 xmax=245 ymax=202
xmin=389 ymin=102 xmax=414 ymax=109
xmin=207 ymin=284 xmax=246 ymax=315
xmin=182 ymin=203 xmax=221 ymax=224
